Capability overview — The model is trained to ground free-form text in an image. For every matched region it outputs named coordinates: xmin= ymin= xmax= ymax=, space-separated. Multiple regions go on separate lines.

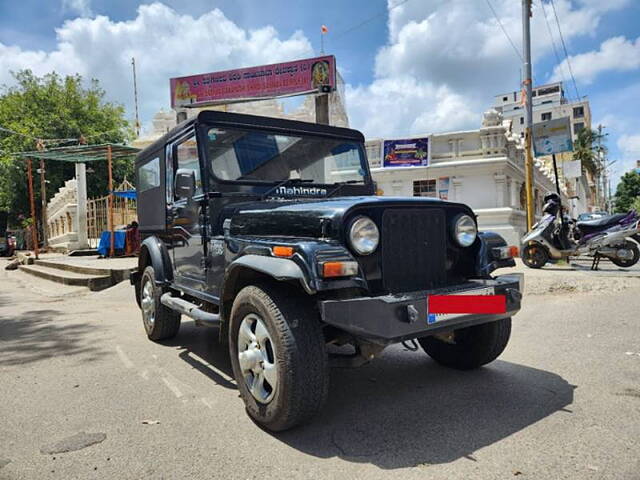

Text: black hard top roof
xmin=137 ymin=110 xmax=365 ymax=164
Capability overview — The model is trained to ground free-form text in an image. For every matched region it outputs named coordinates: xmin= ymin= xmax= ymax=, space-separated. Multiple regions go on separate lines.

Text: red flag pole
xmin=108 ymin=145 xmax=115 ymax=257
xmin=27 ymin=157 xmax=39 ymax=259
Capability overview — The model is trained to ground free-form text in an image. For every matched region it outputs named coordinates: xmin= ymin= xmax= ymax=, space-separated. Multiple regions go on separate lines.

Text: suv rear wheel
xmin=140 ymin=266 xmax=181 ymax=341
xmin=418 ymin=317 xmax=511 ymax=370
xmin=229 ymin=283 xmax=328 ymax=431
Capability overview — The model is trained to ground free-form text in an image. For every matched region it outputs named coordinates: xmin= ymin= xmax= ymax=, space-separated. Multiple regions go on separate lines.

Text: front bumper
xmin=319 ymin=274 xmax=523 ymax=345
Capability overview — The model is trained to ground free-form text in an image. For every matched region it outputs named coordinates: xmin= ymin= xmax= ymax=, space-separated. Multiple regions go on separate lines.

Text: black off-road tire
xmin=140 ymin=266 xmax=181 ymax=341
xmin=228 ymin=283 xmax=329 ymax=432
xmin=418 ymin=318 xmax=512 ymax=370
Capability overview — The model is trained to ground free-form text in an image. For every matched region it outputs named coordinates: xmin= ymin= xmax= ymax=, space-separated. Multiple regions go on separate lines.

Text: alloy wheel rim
xmin=237 ymin=313 xmax=277 ymax=404
xmin=141 ymin=279 xmax=155 ymax=327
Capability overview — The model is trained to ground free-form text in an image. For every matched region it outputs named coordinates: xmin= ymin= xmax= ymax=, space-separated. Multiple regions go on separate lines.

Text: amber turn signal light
xmin=492 ymin=245 xmax=519 ymax=259
xmin=321 ymin=261 xmax=359 ymax=278
xmin=272 ymin=246 xmax=294 ymax=258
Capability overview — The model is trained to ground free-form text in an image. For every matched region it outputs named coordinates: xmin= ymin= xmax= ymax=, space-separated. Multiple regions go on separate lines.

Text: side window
xmin=174 ymin=134 xmax=203 ymax=198
xmin=165 ymin=145 xmax=173 ymax=203
xmin=138 ymin=157 xmax=160 ymax=193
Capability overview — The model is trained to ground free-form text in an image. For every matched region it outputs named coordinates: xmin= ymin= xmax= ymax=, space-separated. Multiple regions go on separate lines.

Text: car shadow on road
xmin=0 ymin=306 xmax=106 ymax=366
xmin=161 ymin=321 xmax=236 ymax=390
xmin=275 ymin=346 xmax=575 ymax=469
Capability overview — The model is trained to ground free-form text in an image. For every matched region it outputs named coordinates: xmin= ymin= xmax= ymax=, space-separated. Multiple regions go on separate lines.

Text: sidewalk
xmin=502 ymin=258 xmax=640 ymax=295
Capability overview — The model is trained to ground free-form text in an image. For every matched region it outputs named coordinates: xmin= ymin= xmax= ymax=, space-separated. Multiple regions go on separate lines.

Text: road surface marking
xmin=115 ymin=346 xmax=134 ymax=369
xmin=162 ymin=377 xmax=184 ymax=398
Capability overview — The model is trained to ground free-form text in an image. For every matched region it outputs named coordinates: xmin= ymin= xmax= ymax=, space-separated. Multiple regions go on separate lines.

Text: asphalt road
xmin=1 ymin=263 xmax=639 ymax=479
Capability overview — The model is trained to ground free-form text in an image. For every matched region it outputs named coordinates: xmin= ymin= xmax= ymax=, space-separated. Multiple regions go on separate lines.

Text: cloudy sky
xmin=1 ymin=0 xmax=639 ymax=181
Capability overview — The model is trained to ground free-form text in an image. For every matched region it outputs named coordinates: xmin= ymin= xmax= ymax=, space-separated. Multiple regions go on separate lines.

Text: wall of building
xmin=367 ymin=109 xmax=565 ymax=246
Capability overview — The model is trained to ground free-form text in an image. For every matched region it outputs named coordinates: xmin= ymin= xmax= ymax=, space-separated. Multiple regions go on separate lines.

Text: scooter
xmin=521 ymin=192 xmax=640 ymax=269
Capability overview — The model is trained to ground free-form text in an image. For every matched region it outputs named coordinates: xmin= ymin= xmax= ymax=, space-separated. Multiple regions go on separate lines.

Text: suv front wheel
xmin=418 ymin=317 xmax=511 ymax=370
xmin=228 ymin=283 xmax=329 ymax=431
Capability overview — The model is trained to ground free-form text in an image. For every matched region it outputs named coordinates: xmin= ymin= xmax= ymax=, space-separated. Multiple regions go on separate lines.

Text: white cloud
xmin=62 ymin=0 xmax=93 ymax=18
xmin=0 ymin=3 xmax=313 ymax=128
xmin=551 ymin=36 xmax=640 ymax=85
xmin=345 ymin=0 xmax=628 ymax=139
xmin=618 ymin=134 xmax=640 ymax=172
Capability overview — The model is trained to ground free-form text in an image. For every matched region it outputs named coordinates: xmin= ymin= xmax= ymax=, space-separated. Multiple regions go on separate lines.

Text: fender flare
xmin=476 ymin=231 xmax=514 ymax=276
xmin=138 ymin=236 xmax=174 ymax=285
xmin=224 ymin=254 xmax=314 ymax=295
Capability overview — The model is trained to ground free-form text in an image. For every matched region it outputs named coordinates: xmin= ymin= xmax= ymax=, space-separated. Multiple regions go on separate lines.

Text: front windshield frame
xmin=200 ymin=122 xmax=373 ymax=188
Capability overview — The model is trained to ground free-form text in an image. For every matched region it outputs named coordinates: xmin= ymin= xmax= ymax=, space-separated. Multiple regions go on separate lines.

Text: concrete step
xmin=34 ymin=259 xmax=113 ymax=277
xmin=18 ymin=264 xmax=114 ymax=291
xmin=34 ymin=259 xmax=132 ymax=283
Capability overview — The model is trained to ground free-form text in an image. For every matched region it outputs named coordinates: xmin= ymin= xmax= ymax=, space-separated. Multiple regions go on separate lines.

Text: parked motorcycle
xmin=521 ymin=192 xmax=640 ymax=269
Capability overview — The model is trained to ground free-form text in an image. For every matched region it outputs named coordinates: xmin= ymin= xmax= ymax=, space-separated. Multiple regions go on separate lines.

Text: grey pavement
xmin=0 ymin=260 xmax=639 ymax=479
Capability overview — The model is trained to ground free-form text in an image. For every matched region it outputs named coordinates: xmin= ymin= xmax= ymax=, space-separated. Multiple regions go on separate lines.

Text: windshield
xmin=206 ymin=126 xmax=368 ymax=185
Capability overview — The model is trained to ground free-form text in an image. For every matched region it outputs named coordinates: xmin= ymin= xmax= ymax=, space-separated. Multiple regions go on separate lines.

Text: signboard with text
xmin=170 ymin=55 xmax=336 ymax=108
xmin=532 ymin=117 xmax=573 ymax=157
xmin=382 ymin=137 xmax=429 ymax=168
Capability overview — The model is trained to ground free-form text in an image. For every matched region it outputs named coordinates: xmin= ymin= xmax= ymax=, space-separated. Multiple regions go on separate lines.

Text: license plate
xmin=427 ymin=286 xmax=497 ymax=324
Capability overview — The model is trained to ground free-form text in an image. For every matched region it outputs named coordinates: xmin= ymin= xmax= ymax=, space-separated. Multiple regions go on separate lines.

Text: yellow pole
xmin=525 ymin=130 xmax=535 ymax=229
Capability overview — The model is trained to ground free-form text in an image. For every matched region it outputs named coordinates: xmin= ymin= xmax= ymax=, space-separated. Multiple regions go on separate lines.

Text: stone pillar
xmin=494 ymin=173 xmax=506 ymax=207
xmin=451 ymin=177 xmax=463 ymax=202
xmin=75 ymin=162 xmax=89 ymax=249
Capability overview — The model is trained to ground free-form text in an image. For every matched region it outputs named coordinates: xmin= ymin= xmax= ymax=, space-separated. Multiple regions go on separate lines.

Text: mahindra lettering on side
xmin=130 ymin=111 xmax=523 ymax=431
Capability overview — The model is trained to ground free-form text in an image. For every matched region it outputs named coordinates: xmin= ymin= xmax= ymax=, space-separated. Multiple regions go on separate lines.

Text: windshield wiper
xmin=260 ymin=178 xmax=314 ymax=200
xmin=326 ymin=180 xmax=362 ymax=198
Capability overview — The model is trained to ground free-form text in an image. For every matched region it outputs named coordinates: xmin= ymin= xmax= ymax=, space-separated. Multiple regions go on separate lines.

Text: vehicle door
xmin=168 ymin=131 xmax=207 ymax=291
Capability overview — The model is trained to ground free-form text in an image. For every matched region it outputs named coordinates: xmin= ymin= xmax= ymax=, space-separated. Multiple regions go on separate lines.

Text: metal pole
xmin=315 ymin=94 xmax=329 ymax=125
xmin=132 ymin=57 xmax=140 ymax=138
xmin=26 ymin=158 xmax=39 ymax=259
xmin=108 ymin=145 xmax=115 ymax=257
xmin=522 ymin=0 xmax=535 ymax=229
xmin=39 ymin=159 xmax=48 ymax=249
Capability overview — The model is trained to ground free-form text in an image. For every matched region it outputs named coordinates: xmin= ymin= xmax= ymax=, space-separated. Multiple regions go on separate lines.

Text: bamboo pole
xmin=108 ymin=145 xmax=115 ymax=257
xmin=26 ymin=158 xmax=39 ymax=259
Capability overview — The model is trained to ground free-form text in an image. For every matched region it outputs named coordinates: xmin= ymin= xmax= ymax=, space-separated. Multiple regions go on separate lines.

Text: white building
xmin=494 ymin=81 xmax=591 ymax=141
xmin=494 ymin=81 xmax=594 ymax=212
xmin=367 ymin=110 xmax=566 ymax=246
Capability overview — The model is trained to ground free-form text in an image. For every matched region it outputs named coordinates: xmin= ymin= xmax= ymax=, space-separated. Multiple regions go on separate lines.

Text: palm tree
xmin=573 ymin=127 xmax=606 ymax=177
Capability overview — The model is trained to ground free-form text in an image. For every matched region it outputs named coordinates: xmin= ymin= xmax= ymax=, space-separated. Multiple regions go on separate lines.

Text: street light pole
xmin=522 ymin=0 xmax=535 ymax=229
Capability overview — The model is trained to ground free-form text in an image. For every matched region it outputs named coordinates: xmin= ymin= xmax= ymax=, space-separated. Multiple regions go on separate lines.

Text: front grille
xmin=381 ymin=208 xmax=447 ymax=293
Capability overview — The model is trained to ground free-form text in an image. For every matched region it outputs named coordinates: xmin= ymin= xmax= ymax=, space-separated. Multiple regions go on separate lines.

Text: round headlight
xmin=453 ymin=214 xmax=477 ymax=247
xmin=349 ymin=216 xmax=379 ymax=255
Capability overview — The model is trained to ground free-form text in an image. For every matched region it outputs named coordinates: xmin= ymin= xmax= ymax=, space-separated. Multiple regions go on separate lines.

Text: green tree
xmin=0 ymin=70 xmax=134 ymax=225
xmin=573 ymin=127 xmax=607 ymax=178
xmin=614 ymin=171 xmax=640 ymax=213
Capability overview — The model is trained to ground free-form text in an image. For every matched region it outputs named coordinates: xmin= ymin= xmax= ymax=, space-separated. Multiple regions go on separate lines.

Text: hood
xmin=226 ymin=196 xmax=473 ymax=238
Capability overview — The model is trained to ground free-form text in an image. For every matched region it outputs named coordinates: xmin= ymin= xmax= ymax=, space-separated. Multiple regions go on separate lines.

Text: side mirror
xmin=175 ymin=169 xmax=195 ymax=199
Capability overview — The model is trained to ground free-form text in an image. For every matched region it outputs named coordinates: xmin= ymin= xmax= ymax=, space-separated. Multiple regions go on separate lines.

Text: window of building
xmin=538 ymin=85 xmax=560 ymax=96
xmin=413 ymin=179 xmax=437 ymax=198
xmin=502 ymin=96 xmax=508 ymax=102
xmin=532 ymin=90 xmax=537 ymax=97
xmin=573 ymin=122 xmax=585 ymax=135
xmin=520 ymin=117 xmax=524 ymax=125
xmin=541 ymin=112 xmax=552 ymax=121
xmin=541 ymin=100 xmax=553 ymax=105
xmin=175 ymin=134 xmax=203 ymax=198
xmin=573 ymin=106 xmax=584 ymax=118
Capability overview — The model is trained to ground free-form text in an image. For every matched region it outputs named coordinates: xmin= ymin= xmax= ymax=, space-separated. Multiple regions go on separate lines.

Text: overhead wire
xmin=540 ymin=0 xmax=568 ymax=90
xmin=331 ymin=0 xmax=412 ymax=42
xmin=549 ymin=0 xmax=580 ymax=99
xmin=485 ymin=0 xmax=523 ymax=62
